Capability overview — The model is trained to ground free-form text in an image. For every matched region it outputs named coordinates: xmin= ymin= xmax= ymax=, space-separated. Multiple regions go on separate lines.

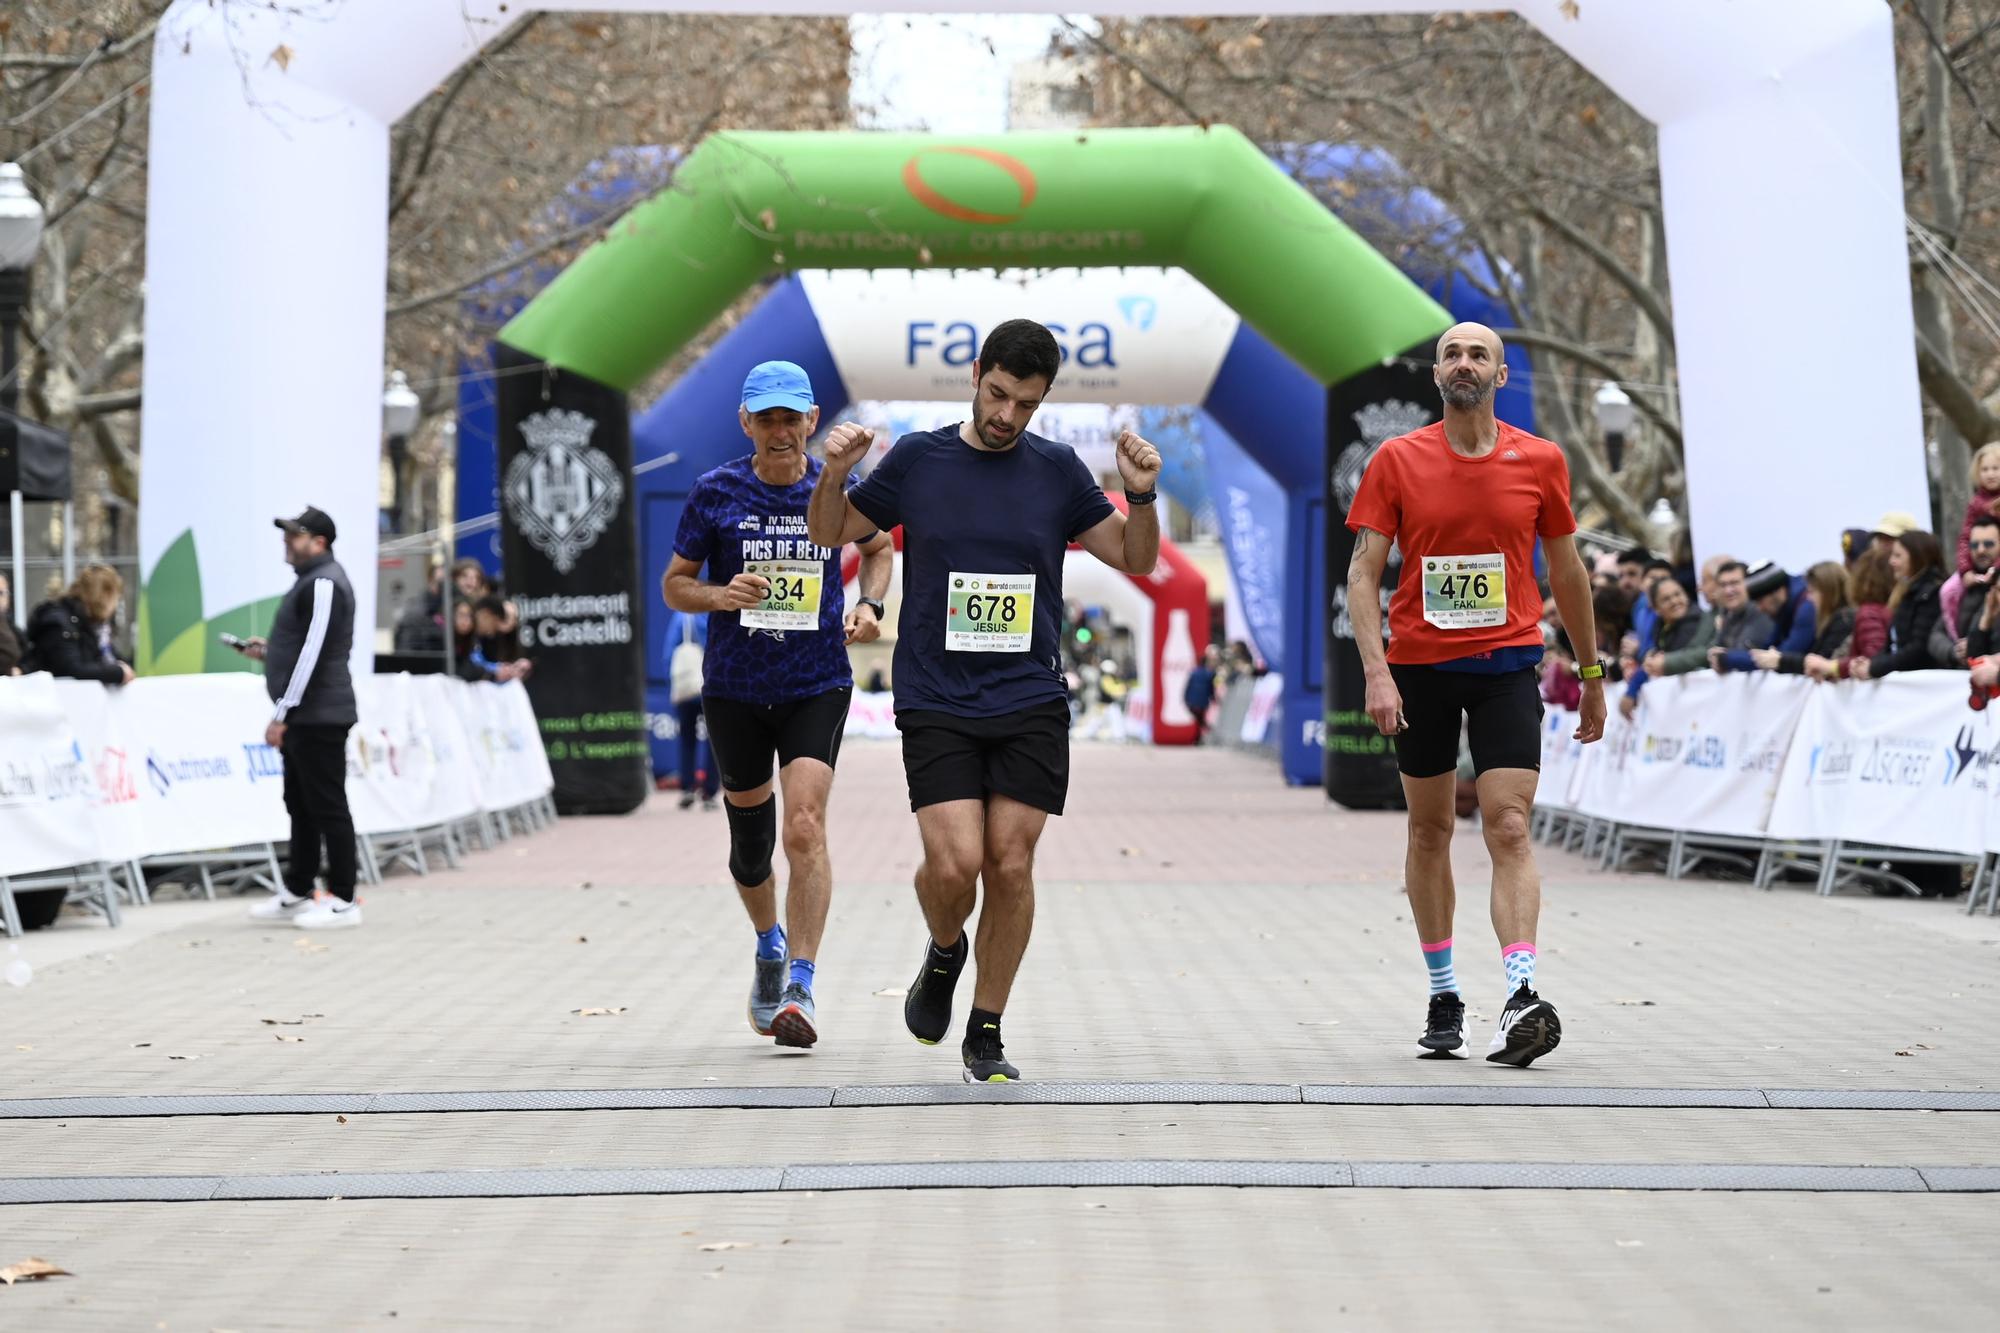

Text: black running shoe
xmin=1485 ymin=984 xmax=1562 ymax=1067
xmin=1417 ymin=991 xmax=1467 ymax=1059
xmin=962 ymin=1020 xmax=1020 ymax=1083
xmin=903 ymin=934 xmax=967 ymax=1045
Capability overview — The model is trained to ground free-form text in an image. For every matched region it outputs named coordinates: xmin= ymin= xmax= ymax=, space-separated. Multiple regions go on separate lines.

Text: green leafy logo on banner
xmin=136 ymin=529 xmax=281 ymax=676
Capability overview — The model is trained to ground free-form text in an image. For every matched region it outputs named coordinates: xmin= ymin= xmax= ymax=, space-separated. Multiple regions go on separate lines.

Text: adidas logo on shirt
xmin=1502 ymin=449 xmax=1521 ymax=460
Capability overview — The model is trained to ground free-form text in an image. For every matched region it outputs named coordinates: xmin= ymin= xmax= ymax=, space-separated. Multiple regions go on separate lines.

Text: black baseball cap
xmin=274 ymin=506 xmax=337 ymax=542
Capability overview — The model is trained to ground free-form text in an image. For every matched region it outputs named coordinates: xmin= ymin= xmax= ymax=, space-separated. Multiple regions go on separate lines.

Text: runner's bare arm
xmin=661 ymin=554 xmax=766 ymax=613
xmin=807 ymin=423 xmax=878 ymax=548
xmin=1545 ymin=534 xmax=1607 ymax=744
xmin=1348 ymin=528 xmax=1403 ymax=736
xmin=1075 ymin=429 xmax=1162 ymax=574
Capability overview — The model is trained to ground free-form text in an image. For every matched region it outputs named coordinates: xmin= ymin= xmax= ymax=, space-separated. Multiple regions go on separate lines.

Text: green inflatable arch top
xmin=499 ymin=126 xmax=1448 ymax=390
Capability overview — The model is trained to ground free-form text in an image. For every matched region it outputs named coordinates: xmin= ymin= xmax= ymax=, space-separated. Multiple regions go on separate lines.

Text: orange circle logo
xmin=901 ymin=147 xmax=1038 ymax=224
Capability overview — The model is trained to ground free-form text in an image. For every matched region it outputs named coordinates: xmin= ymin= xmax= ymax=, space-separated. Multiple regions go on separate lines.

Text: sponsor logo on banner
xmin=1856 ymin=735 xmax=1940 ymax=788
xmin=801 ymin=269 xmax=1240 ymax=406
xmin=145 ymin=751 xmax=233 ymax=797
xmin=0 ymin=751 xmax=93 ymax=805
xmin=902 ymin=147 xmax=1038 ymax=224
xmin=505 ymin=408 xmax=625 ymax=575
xmin=96 ymin=745 xmax=139 ymax=804
xmin=241 ymin=743 xmax=283 ymax=784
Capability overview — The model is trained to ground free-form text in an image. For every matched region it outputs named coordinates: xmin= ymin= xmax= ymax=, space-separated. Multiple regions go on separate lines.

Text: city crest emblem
xmin=504 ymin=408 xmax=625 ymax=574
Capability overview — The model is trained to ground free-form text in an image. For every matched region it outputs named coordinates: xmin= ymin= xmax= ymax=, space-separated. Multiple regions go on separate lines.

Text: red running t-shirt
xmin=1345 ymin=421 xmax=1577 ymax=665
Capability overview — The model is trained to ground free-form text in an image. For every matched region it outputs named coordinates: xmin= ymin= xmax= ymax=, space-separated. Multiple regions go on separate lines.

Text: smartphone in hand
xmin=218 ymin=632 xmax=247 ymax=652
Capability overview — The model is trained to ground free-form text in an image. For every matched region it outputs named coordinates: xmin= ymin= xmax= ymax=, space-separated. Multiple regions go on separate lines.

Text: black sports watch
xmin=856 ymin=597 xmax=886 ymax=619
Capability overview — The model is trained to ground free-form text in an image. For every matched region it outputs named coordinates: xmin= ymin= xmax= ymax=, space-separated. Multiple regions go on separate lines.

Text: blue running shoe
xmin=770 ymin=982 xmax=818 ymax=1049
xmin=748 ymin=954 xmax=787 ymax=1036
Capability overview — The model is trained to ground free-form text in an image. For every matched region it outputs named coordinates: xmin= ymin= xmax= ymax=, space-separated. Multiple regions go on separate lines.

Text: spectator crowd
xmin=1543 ymin=443 xmax=2000 ymax=715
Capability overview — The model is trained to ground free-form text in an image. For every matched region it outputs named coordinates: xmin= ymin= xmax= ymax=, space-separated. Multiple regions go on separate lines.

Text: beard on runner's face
xmin=1439 ymin=363 xmax=1497 ymax=409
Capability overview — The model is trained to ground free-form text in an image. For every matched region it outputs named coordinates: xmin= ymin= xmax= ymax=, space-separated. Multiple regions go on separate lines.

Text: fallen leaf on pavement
xmin=131 ymin=1043 xmax=150 ymax=1048
xmin=273 ymin=1034 xmax=305 ymax=1043
xmin=573 ymin=1007 xmax=627 ymax=1017
xmin=13 ymin=1046 xmax=31 ymax=1053
xmin=872 ymin=988 xmax=906 ymax=998
xmin=167 ymin=1054 xmax=200 ymax=1061
xmin=293 ymin=940 xmax=329 ymax=954
xmin=261 ymin=1018 xmax=306 ymax=1026
xmin=0 ymin=1258 xmax=70 ymax=1285
xmin=1612 ymin=999 xmax=1656 ymax=1007
xmin=1895 ymin=1050 xmax=1914 ymax=1057
xmin=1297 ymin=1021 xmax=1341 ymax=1027
xmin=698 ymin=1242 xmax=754 ymax=1252
xmin=336 ymin=1116 xmax=348 ymax=1124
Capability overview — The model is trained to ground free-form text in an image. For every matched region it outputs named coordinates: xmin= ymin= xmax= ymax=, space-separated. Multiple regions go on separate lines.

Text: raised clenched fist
xmin=1115 ymin=429 xmax=1162 ymax=493
xmin=823 ymin=422 xmax=875 ymax=473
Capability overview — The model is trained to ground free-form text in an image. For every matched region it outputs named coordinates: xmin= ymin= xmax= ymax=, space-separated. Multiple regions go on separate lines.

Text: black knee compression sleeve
xmin=726 ymin=796 xmax=777 ymax=887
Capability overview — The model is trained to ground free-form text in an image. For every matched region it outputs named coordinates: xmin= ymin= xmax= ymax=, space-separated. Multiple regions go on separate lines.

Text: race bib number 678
xmin=946 ymin=572 xmax=1035 ymax=652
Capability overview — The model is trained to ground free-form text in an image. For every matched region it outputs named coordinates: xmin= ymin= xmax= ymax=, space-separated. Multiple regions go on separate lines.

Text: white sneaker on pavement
xmin=294 ymin=898 xmax=363 ymax=930
xmin=249 ymin=891 xmax=314 ymax=925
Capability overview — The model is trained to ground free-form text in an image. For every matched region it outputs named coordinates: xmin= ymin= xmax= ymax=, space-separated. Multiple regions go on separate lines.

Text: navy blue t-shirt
xmin=849 ymin=425 xmax=1116 ymax=719
xmin=673 ymin=455 xmax=864 ymax=705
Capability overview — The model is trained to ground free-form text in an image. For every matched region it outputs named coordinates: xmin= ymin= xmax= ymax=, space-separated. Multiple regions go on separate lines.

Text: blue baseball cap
xmin=741 ymin=361 xmax=815 ymax=414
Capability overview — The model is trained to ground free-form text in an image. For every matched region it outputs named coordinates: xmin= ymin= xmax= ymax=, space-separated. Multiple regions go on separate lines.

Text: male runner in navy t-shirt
xmin=808 ymin=320 xmax=1163 ymax=1082
xmin=662 ymin=361 xmax=894 ymax=1051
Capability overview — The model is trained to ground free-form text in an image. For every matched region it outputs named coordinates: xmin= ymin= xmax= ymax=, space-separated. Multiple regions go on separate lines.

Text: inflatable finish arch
xmin=141 ymin=2 xmax=1920 ymax=805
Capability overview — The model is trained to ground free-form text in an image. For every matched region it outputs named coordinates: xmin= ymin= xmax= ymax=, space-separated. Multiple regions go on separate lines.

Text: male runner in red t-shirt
xmin=1346 ymin=322 xmax=1607 ymax=1066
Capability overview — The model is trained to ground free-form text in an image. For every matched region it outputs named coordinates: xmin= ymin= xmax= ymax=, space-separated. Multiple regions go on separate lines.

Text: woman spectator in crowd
xmin=451 ymin=559 xmax=491 ymax=602
xmin=0 ymin=571 xmax=23 ymax=675
xmin=1842 ymin=530 xmax=1944 ymax=681
xmin=451 ymin=599 xmax=485 ymax=682
xmin=1752 ymin=561 xmax=1855 ymax=675
xmin=1811 ymin=548 xmax=1895 ymax=680
xmin=1619 ymin=575 xmax=1713 ymax=718
xmin=26 ymin=564 xmax=134 ymax=686
xmin=1940 ymin=442 xmax=2000 ymax=633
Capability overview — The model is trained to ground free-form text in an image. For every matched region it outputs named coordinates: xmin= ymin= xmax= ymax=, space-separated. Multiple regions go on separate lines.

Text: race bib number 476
xmin=946 ymin=572 xmax=1035 ymax=653
xmin=1421 ymin=553 xmax=1507 ymax=630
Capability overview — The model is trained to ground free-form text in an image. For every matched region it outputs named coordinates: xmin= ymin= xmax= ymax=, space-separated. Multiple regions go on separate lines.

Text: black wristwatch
xmin=1125 ymin=489 xmax=1158 ymax=506
xmin=857 ymin=597 xmax=886 ymax=619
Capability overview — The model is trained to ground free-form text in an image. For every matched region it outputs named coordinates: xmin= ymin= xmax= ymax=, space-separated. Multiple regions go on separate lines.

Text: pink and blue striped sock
xmin=1502 ymin=941 xmax=1537 ymax=995
xmin=1421 ymin=938 xmax=1458 ymax=996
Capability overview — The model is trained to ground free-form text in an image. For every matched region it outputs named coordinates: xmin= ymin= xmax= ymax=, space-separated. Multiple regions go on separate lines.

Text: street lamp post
xmin=1593 ymin=380 xmax=1636 ymax=476
xmin=0 ymin=163 xmax=47 ymax=631
xmin=382 ymin=369 xmax=421 ymax=534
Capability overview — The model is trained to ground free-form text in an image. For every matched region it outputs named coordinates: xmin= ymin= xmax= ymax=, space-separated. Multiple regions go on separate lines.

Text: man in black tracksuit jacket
xmin=241 ymin=506 xmax=364 ymax=929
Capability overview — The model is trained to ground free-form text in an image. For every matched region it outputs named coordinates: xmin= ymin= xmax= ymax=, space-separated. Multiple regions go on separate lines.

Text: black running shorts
xmin=1389 ymin=664 xmax=1543 ymax=779
xmin=897 ymin=700 xmax=1072 ymax=815
xmin=701 ymin=686 xmax=853 ymax=792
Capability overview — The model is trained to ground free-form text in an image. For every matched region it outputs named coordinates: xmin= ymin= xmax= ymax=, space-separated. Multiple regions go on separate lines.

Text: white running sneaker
xmin=248 ymin=891 xmax=314 ymax=925
xmin=294 ymin=898 xmax=364 ymax=930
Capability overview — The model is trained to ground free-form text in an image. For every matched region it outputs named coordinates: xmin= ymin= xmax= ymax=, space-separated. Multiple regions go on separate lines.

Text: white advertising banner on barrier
xmin=454 ymin=681 xmax=552 ymax=814
xmin=1766 ymin=674 xmax=1995 ymax=857
xmin=413 ymin=674 xmax=485 ymax=826
xmin=349 ymin=674 xmax=442 ymax=837
xmin=49 ymin=681 xmax=150 ymax=866
xmin=0 ymin=674 xmax=101 ymax=877
xmin=1588 ymin=671 xmax=1814 ymax=838
xmin=120 ymin=675 xmax=290 ymax=855
xmin=1538 ymin=709 xmax=1582 ymax=813
xmin=801 ymin=267 xmax=1241 ymax=406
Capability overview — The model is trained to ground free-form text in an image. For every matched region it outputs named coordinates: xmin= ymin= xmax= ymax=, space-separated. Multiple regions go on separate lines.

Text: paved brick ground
xmin=2 ymin=740 xmax=1996 ymax=1329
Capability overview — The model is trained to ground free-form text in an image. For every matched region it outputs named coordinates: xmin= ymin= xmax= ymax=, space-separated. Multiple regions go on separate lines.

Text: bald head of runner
xmin=1433 ymin=322 xmax=1508 ymax=413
